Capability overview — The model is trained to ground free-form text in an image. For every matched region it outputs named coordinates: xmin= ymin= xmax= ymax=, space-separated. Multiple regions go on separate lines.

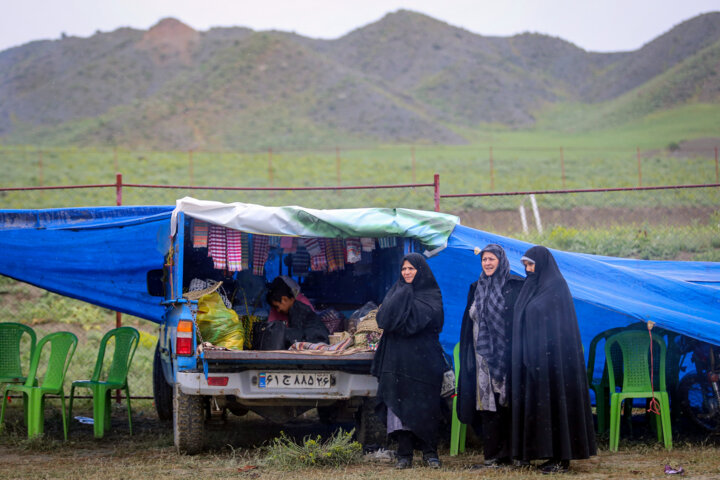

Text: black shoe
xmin=469 ymin=458 xmax=509 ymax=469
xmin=539 ymin=459 xmax=570 ymax=474
xmin=395 ymin=457 xmax=412 ymax=469
xmin=423 ymin=457 xmax=442 ymax=469
xmin=512 ymin=459 xmax=531 ymax=468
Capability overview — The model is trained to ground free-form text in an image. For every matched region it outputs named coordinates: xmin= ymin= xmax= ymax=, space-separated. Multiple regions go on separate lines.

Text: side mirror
xmin=146 ymin=269 xmax=165 ymax=297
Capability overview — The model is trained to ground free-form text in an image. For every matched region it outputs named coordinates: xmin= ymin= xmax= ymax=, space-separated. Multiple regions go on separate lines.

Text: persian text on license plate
xmin=258 ymin=372 xmax=331 ymax=389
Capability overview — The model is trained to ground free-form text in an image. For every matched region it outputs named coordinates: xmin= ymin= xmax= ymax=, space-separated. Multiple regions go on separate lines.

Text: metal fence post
xmin=434 ymin=174 xmax=440 ymax=212
xmin=115 ymin=173 xmax=123 ymax=206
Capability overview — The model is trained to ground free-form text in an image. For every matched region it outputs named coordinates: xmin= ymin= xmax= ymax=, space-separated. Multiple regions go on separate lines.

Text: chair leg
xmin=92 ymin=386 xmax=107 ymax=439
xmin=660 ymin=393 xmax=672 ymax=450
xmin=68 ymin=384 xmax=76 ymax=436
xmin=450 ymin=396 xmax=466 ymax=456
xmin=609 ymin=395 xmax=622 ymax=452
xmin=125 ymin=386 xmax=133 ymax=436
xmin=0 ymin=386 xmax=9 ymax=431
xmin=60 ymin=391 xmax=68 ymax=441
xmin=26 ymin=390 xmax=44 ymax=438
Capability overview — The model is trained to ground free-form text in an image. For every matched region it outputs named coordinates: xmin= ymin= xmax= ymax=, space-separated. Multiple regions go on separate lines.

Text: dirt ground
xmin=2 ymin=399 xmax=720 ymax=479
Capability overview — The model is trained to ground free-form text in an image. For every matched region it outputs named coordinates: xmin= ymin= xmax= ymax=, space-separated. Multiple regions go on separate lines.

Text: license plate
xmin=258 ymin=372 xmax=331 ymax=389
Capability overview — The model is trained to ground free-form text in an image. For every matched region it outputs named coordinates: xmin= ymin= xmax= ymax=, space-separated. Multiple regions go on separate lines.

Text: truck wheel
xmin=173 ymin=384 xmax=205 ymax=454
xmin=317 ymin=405 xmax=338 ymax=424
xmin=153 ymin=342 xmax=173 ymax=422
xmin=355 ymin=397 xmax=386 ymax=450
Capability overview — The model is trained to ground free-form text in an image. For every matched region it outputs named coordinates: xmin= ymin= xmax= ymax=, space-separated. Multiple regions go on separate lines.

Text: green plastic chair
xmin=605 ymin=330 xmax=672 ymax=451
xmin=0 ymin=331 xmax=78 ymax=440
xmin=69 ymin=326 xmax=140 ymax=438
xmin=586 ymin=326 xmax=625 ymax=433
xmin=0 ymin=322 xmax=37 ymax=385
xmin=450 ymin=342 xmax=466 ymax=456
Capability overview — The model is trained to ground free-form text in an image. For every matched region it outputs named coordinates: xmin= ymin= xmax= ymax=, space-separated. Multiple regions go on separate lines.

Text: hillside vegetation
xmin=0 ymin=10 xmax=719 ymax=150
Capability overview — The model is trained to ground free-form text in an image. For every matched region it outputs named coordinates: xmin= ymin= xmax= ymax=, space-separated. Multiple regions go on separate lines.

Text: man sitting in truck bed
xmin=266 ymin=277 xmax=330 ymax=348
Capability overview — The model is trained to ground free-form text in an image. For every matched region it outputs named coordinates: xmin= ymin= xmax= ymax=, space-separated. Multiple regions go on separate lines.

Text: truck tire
xmin=173 ymin=384 xmax=205 ymax=454
xmin=355 ymin=397 xmax=386 ymax=450
xmin=153 ymin=342 xmax=173 ymax=422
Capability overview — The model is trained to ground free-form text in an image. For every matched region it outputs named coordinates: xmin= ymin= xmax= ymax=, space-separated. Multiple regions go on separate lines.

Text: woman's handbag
xmin=440 ymin=352 xmax=456 ymax=398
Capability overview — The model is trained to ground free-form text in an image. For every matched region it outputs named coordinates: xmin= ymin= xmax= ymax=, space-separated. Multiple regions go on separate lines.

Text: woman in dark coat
xmin=457 ymin=244 xmax=524 ymax=467
xmin=371 ymin=252 xmax=446 ymax=469
xmin=511 ymin=246 xmax=596 ymax=474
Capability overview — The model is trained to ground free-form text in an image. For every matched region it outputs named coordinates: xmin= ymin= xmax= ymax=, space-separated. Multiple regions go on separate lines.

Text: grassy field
xmin=1 ymin=104 xmax=719 ymax=212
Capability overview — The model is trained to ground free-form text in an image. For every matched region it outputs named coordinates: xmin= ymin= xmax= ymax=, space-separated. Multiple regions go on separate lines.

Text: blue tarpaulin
xmin=1 ymin=205 xmax=719 ymax=366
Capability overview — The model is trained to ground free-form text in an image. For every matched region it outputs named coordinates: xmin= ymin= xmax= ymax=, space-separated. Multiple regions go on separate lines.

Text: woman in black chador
xmin=457 ymin=244 xmax=524 ymax=468
xmin=511 ymin=246 xmax=596 ymax=474
xmin=371 ymin=252 xmax=446 ymax=469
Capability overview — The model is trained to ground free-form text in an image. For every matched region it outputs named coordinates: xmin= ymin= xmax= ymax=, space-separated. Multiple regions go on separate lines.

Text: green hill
xmin=0 ymin=11 xmax=718 ymax=150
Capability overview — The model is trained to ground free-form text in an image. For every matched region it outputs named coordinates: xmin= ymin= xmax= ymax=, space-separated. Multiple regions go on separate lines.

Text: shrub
xmin=263 ymin=429 xmax=362 ymax=469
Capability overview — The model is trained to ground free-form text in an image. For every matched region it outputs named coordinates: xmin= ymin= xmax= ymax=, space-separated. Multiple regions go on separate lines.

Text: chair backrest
xmin=605 ymin=330 xmax=666 ymax=394
xmin=25 ymin=331 xmax=78 ymax=392
xmin=90 ymin=327 xmax=140 ymax=384
xmin=586 ymin=326 xmax=625 ymax=383
xmin=0 ymin=322 xmax=37 ymax=380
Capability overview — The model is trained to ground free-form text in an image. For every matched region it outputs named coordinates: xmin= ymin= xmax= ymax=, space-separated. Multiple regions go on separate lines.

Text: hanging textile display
xmin=305 ymin=237 xmax=328 ymax=272
xmin=345 ymin=238 xmax=362 ymax=264
xmin=226 ymin=229 xmax=243 ymax=271
xmin=192 ymin=219 xmax=209 ymax=248
xmin=208 ymin=224 xmax=227 ymax=270
xmin=252 ymin=234 xmax=270 ymax=276
xmin=241 ymin=232 xmax=250 ymax=270
xmin=326 ymin=238 xmax=346 ymax=272
xmin=360 ymin=237 xmax=376 ymax=252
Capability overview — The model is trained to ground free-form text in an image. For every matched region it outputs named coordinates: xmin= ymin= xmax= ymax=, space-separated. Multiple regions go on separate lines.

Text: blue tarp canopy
xmin=1 ymin=205 xmax=719 ymax=364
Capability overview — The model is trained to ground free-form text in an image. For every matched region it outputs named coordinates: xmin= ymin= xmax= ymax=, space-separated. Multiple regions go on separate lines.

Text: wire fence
xmin=1 ymin=176 xmax=718 ymax=404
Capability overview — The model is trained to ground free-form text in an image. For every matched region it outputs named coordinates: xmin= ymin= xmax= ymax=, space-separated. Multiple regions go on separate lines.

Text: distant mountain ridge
xmin=0 ymin=10 xmax=718 ymax=149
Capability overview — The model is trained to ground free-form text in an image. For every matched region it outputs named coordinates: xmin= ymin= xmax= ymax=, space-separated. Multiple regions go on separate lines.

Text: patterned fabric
xmin=240 ymin=232 xmax=250 ymax=270
xmin=268 ymin=236 xmax=281 ymax=247
xmin=318 ymin=308 xmax=345 ymax=333
xmin=326 ymin=238 xmax=346 ymax=272
xmin=378 ymin=237 xmax=397 ymax=248
xmin=360 ymin=237 xmax=376 ymax=252
xmin=289 ymin=335 xmax=353 ymax=352
xmin=208 ymin=224 xmax=227 ymax=270
xmin=470 ymin=244 xmax=511 ymax=406
xmin=280 ymin=236 xmax=297 ymax=253
xmin=192 ymin=219 xmax=209 ymax=248
xmin=226 ymin=229 xmax=242 ymax=271
xmin=345 ymin=238 xmax=362 ymax=263
xmin=292 ymin=246 xmax=310 ymax=276
xmin=252 ymin=235 xmax=270 ymax=276
xmin=304 ymin=237 xmax=322 ymax=256
xmin=307 ymin=238 xmax=327 ymax=272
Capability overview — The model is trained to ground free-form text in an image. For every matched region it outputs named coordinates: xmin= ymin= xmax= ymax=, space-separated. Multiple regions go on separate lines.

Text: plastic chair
xmin=586 ymin=326 xmax=625 ymax=433
xmin=450 ymin=342 xmax=467 ymax=456
xmin=69 ymin=326 xmax=140 ymax=438
xmin=605 ymin=330 xmax=672 ymax=451
xmin=0 ymin=322 xmax=37 ymax=385
xmin=0 ymin=331 xmax=78 ymax=440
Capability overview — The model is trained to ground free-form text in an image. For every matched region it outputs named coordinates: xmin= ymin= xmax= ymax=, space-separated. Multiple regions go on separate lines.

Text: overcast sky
xmin=1 ymin=0 xmax=718 ymax=53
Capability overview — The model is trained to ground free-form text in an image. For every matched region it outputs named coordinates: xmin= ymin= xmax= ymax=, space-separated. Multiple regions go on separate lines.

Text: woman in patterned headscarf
xmin=456 ymin=244 xmax=525 ymax=468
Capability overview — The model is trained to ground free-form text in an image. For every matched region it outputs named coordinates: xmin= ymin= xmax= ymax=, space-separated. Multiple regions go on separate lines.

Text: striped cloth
xmin=326 ymin=238 xmax=346 ymax=272
xmin=192 ymin=219 xmax=209 ymax=248
xmin=208 ymin=224 xmax=227 ymax=270
xmin=280 ymin=236 xmax=297 ymax=253
xmin=378 ymin=237 xmax=397 ymax=249
xmin=226 ymin=229 xmax=242 ymax=271
xmin=292 ymin=246 xmax=310 ymax=276
xmin=252 ymin=235 xmax=270 ymax=276
xmin=241 ymin=233 xmax=250 ymax=270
